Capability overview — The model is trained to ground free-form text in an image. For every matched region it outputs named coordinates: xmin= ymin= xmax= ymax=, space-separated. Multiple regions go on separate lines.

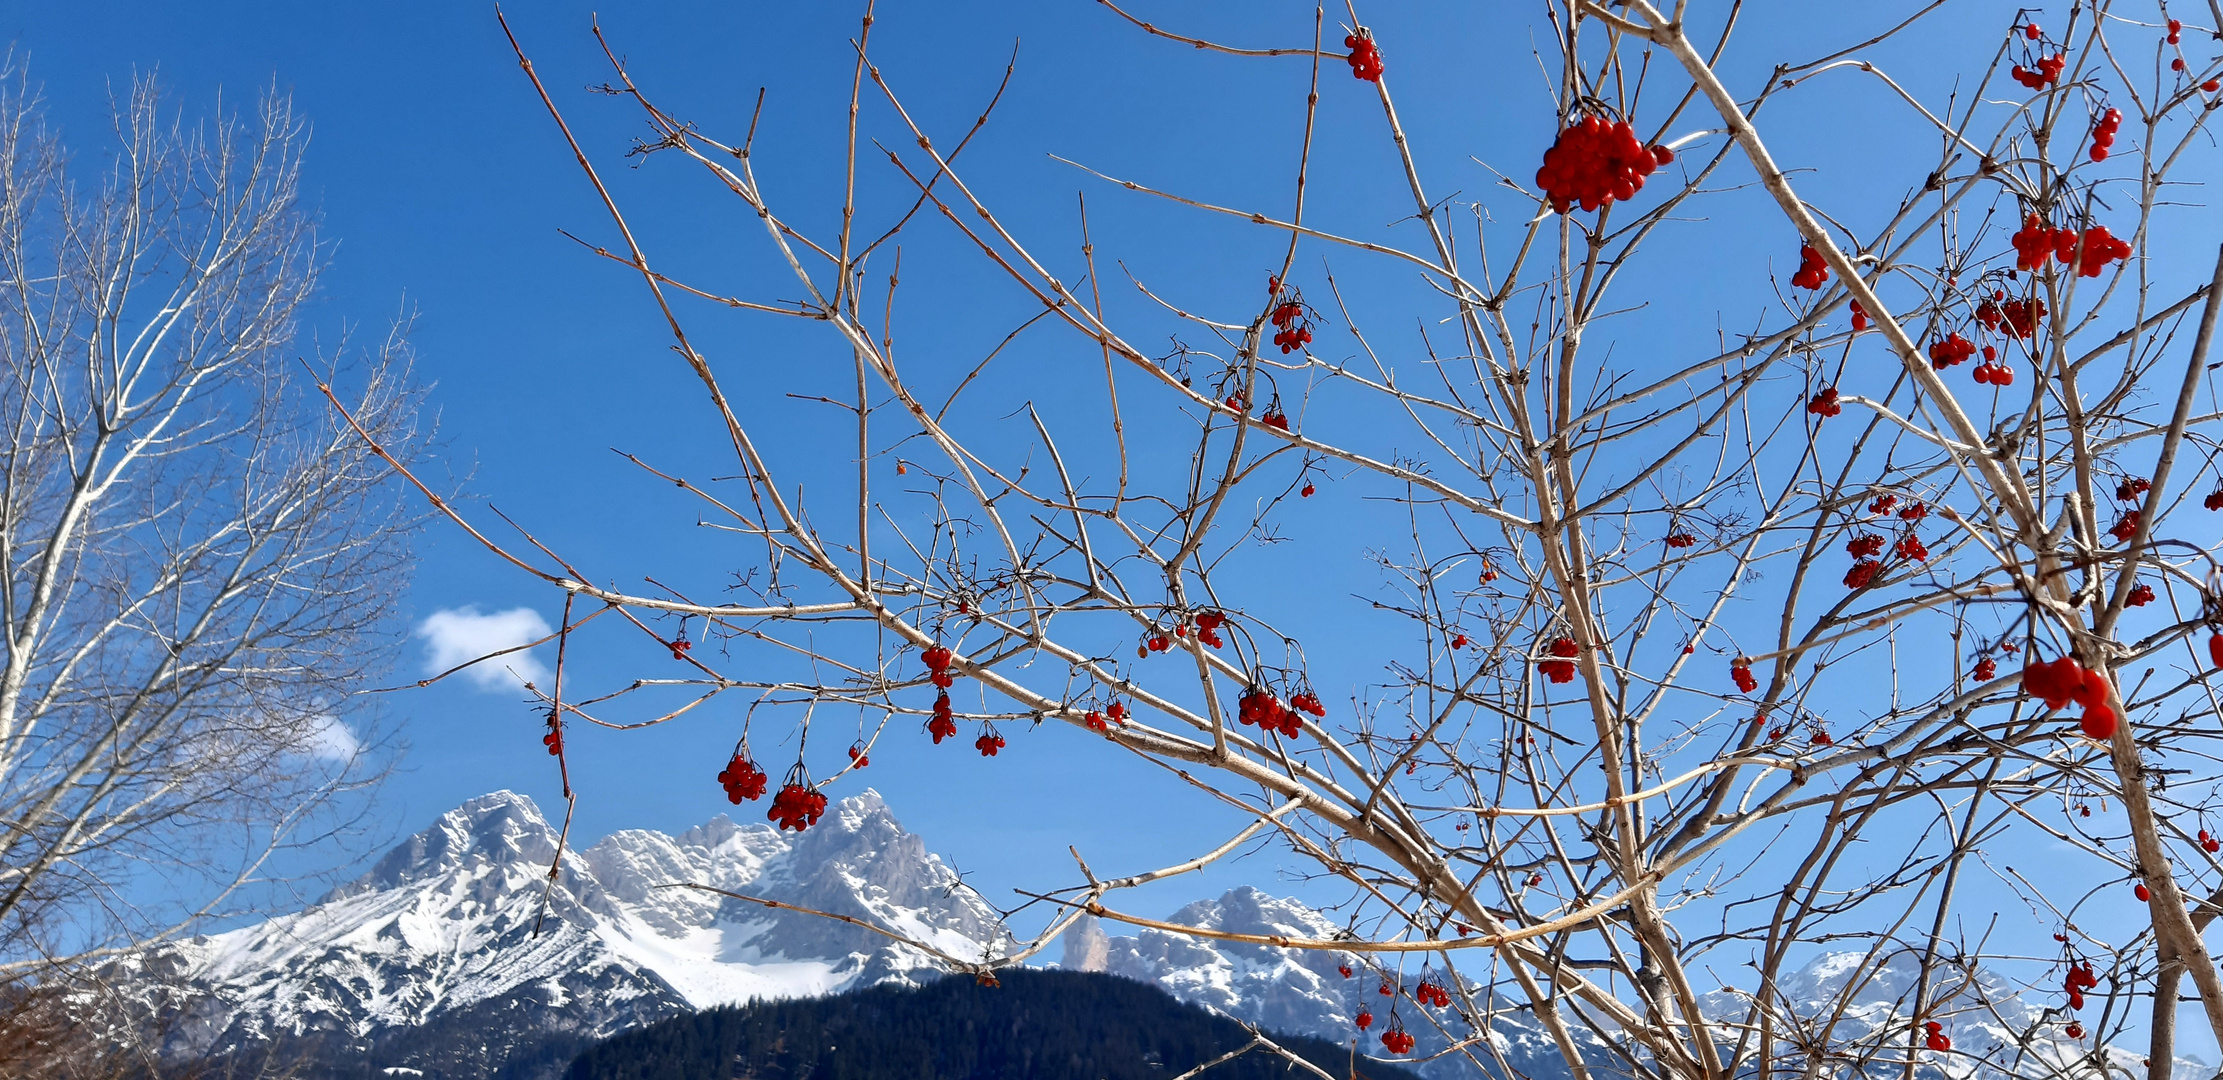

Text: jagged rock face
xmin=138 ymin=789 xmax=1005 ymax=1077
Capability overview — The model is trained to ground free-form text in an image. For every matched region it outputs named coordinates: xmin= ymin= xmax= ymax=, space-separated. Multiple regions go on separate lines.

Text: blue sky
xmin=16 ymin=3 xmax=2223 ymax=1006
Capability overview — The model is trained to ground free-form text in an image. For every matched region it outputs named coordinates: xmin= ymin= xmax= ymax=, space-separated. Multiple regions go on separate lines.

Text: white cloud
xmin=416 ymin=605 xmax=553 ymax=691
xmin=304 ymin=714 xmax=361 ymax=762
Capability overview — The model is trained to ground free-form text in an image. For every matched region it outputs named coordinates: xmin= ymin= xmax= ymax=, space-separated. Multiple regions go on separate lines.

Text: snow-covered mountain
xmin=1063 ymin=887 xmax=2206 ymax=1080
xmin=128 ymin=788 xmax=1006 ymax=1078
xmin=107 ymin=791 xmax=2207 ymax=1080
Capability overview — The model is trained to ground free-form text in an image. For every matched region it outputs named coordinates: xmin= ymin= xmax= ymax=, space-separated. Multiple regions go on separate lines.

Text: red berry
xmin=2136 ymin=882 xmax=2152 ymax=902
xmin=1301 ymin=483 xmax=1315 ymax=497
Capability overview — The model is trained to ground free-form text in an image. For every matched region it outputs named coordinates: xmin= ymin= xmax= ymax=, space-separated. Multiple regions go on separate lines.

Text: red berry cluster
xmin=1923 ymin=1021 xmax=1952 ymax=1052
xmin=1973 ymin=343 xmax=2016 ymax=386
xmin=1850 ymin=299 xmax=1870 ymax=332
xmin=2012 ymin=215 xmax=2132 ymax=277
xmin=2066 ymin=1021 xmax=2085 ymax=1039
xmin=2200 ymin=827 xmax=2221 ymax=853
xmin=1538 ymin=637 xmax=1579 ymax=683
xmin=2117 ymin=476 xmax=2152 ymax=502
xmin=1790 ymin=244 xmax=1831 ymax=290
xmin=1379 ymin=1027 xmax=1417 ymax=1056
xmin=1894 ymin=534 xmax=1929 ymax=562
xmin=2022 ymin=656 xmax=2118 ymax=739
xmin=2127 ymin=582 xmax=2155 ymax=607
xmin=1534 ymin=116 xmax=1670 ymax=214
xmin=1450 ymin=633 xmax=1468 ymax=649
xmin=924 ymin=645 xmax=960 ymax=743
xmin=1261 ymin=407 xmax=1292 ymax=431
xmin=2207 ymin=488 xmax=2223 ymax=511
xmin=2089 ymin=107 xmax=2123 ymax=162
xmin=1354 ymin=1010 xmax=1373 ymax=1031
xmin=1847 ymin=533 xmax=1884 ymax=559
xmin=2212 ymin=634 xmax=2223 ymax=669
xmin=1928 ymin=333 xmax=1976 ymax=369
xmin=2108 ymin=509 xmax=2142 ymax=543
xmin=1870 ymin=494 xmax=1898 ymax=515
xmin=2169 ymin=18 xmax=2183 ymax=45
xmin=768 ymin=771 xmax=828 ymax=832
xmin=2010 ymin=51 xmax=2066 ymax=89
xmin=924 ymin=644 xmax=957 ymax=687
xmin=541 ymin=710 xmax=563 ymax=756
xmin=1807 ymin=387 xmax=1843 ymax=418
xmin=1343 ymin=33 xmax=1382 ymax=82
xmin=1845 ymin=559 xmax=1882 ymax=590
xmin=1731 ymin=663 xmax=1758 ymax=694
xmin=1413 ymin=981 xmax=1451 ymax=1008
xmin=2001 ymin=297 xmax=2046 ymax=338
xmin=718 ymin=754 xmax=768 ymax=803
xmin=846 ymin=743 xmax=870 ymax=769
xmin=1196 ymin=610 xmax=1227 ymax=649
xmin=1237 ymin=684 xmax=1315 ymax=737
xmin=2063 ymin=960 xmax=2098 ymax=1010
xmin=1664 ymin=532 xmax=1697 ymax=549
xmin=975 ymin=730 xmax=1006 ymax=757
xmin=1270 ymin=296 xmax=1314 ymax=354
xmin=930 ymin=692 xmax=956 ymax=743
xmin=1084 ymin=701 xmax=1128 ymax=732
xmin=1974 ymin=657 xmax=1998 ymax=681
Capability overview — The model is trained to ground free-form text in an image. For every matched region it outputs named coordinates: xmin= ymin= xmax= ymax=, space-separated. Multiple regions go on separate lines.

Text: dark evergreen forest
xmin=564 ymin=970 xmax=1421 ymax=1080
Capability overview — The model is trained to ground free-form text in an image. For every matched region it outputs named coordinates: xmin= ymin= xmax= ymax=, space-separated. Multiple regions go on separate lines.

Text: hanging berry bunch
xmin=1850 ymin=299 xmax=1870 ymax=331
xmin=2012 ymin=215 xmax=2133 ymax=277
xmin=2001 ymin=297 xmax=2047 ymax=338
xmin=2108 ymin=509 xmax=2142 ymax=543
xmin=1084 ymin=701 xmax=1127 ymax=732
xmin=1731 ymin=663 xmax=1758 ymax=694
xmin=1195 ymin=610 xmax=1227 ymax=649
xmin=923 ymin=643 xmax=957 ymax=688
xmin=1354 ymin=1009 xmax=1374 ymax=1031
xmin=929 ymin=692 xmax=957 ymax=743
xmin=2117 ymin=477 xmax=2152 ymax=502
xmin=1893 ymin=534 xmax=1929 ymax=562
xmin=1534 ymin=113 xmax=1670 ymax=214
xmin=717 ymin=753 xmax=768 ymax=803
xmin=2021 ymin=655 xmax=2118 ymax=739
xmin=2009 ymin=23 xmax=2067 ymax=89
xmin=1270 ymin=293 xmax=1314 ymax=355
xmin=1665 ymin=531 xmax=1698 ymax=549
xmin=2201 ymin=828 xmax=2221 ymax=854
xmin=767 ymin=766 xmax=828 ymax=832
xmin=1379 ymin=1026 xmax=1417 ymax=1056
xmin=1923 ymin=1021 xmax=1952 ymax=1052
xmin=1973 ymin=344 xmax=2015 ymax=386
xmin=1287 ymin=687 xmax=1329 ymax=719
xmin=974 ymin=727 xmax=1006 ymax=757
xmin=1847 ymin=533 xmax=1885 ymax=559
xmin=1928 ymin=333 xmax=1977 ymax=369
xmin=1869 ymin=494 xmax=1898 ymax=516
xmin=1344 ymin=31 xmax=1382 ymax=82
xmin=1789 ymin=243 xmax=1831 ymax=290
xmin=2089 ymin=107 xmax=2123 ymax=162
xmin=1237 ymin=684 xmax=1303 ymax=737
xmin=2062 ymin=960 xmax=2098 ymax=1010
xmin=1413 ymin=980 xmax=1452 ymax=1008
xmin=1806 ymin=387 xmax=1843 ymax=418
xmin=1845 ymin=559 xmax=1882 ymax=590
xmin=846 ymin=742 xmax=870 ymax=769
xmin=541 ymin=710 xmax=563 ymax=756
xmin=1973 ymin=656 xmax=1997 ymax=681
xmin=1538 ymin=637 xmax=1578 ymax=683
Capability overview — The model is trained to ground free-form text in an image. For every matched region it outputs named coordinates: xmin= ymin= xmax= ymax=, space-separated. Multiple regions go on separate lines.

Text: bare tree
xmin=0 ymin=66 xmax=423 ymax=1015
xmin=398 ymin=4 xmax=2223 ymax=1080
